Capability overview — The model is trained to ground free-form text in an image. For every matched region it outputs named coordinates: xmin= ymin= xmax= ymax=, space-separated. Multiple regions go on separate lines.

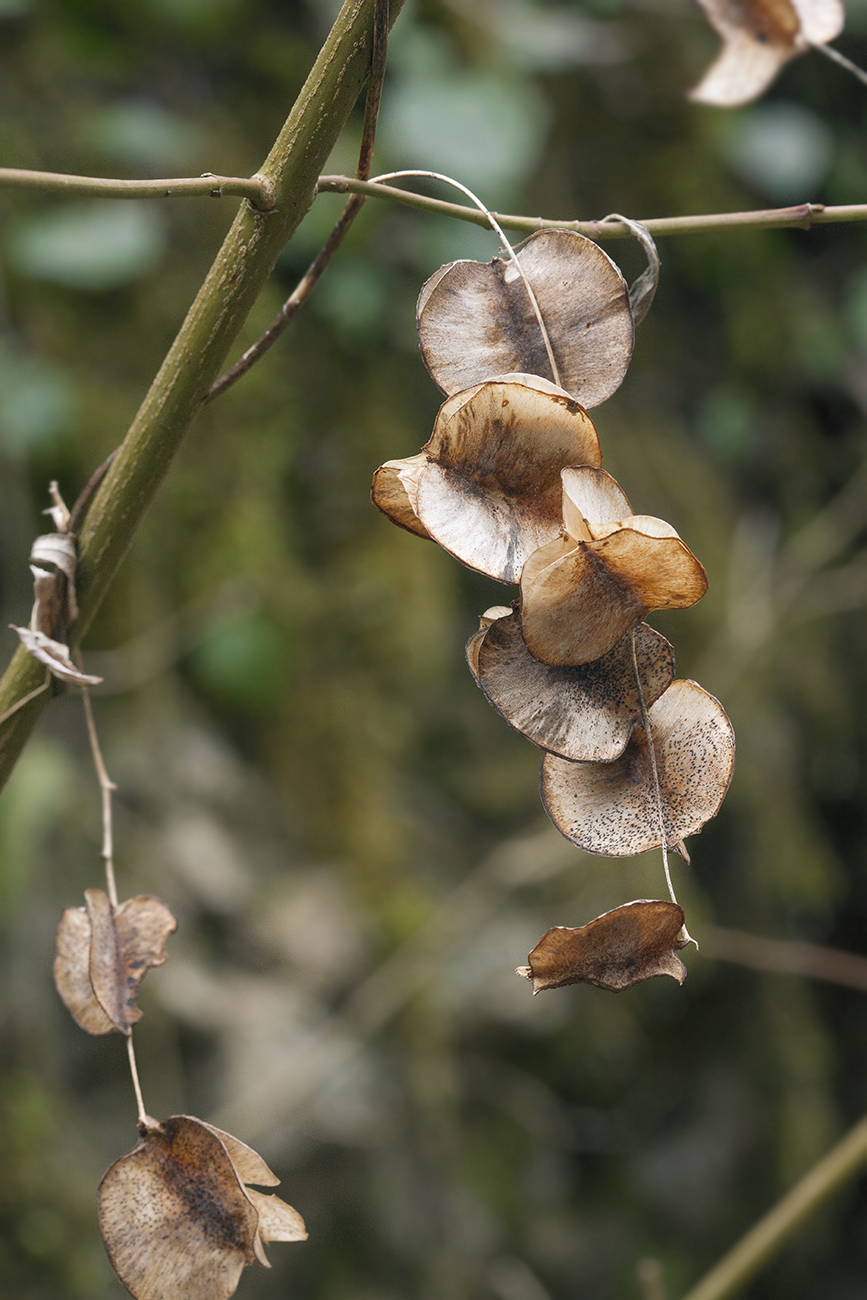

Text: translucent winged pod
xmin=521 ymin=467 xmax=708 ymax=665
xmin=373 ymin=375 xmax=602 ymax=584
xmin=541 ymin=679 xmax=735 ymax=857
xmin=468 ymin=609 xmax=675 ymax=763
xmin=98 ymin=1116 xmax=307 ymax=1300
xmin=417 ymin=229 xmax=634 ymax=409
xmin=689 ymin=0 xmax=844 ymax=106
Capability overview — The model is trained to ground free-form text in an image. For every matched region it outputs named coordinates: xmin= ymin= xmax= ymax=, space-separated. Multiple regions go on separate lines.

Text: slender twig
xmin=80 ymin=683 xmax=118 ymax=907
xmin=813 ymin=41 xmax=867 ymax=88
xmin=681 ymin=1114 xmax=867 ymax=1300
xmin=82 ymin=673 xmax=150 ymax=1124
xmin=4 ymin=163 xmax=863 ymax=241
xmin=207 ymin=0 xmax=390 ymax=402
xmin=703 ymin=925 xmax=867 ymax=993
xmin=629 ymin=629 xmax=676 ymax=905
xmin=355 ymin=0 xmax=390 ymax=183
xmin=126 ymin=1035 xmax=148 ymax=1126
xmin=0 ymin=168 xmax=275 ymax=207
xmin=67 ymin=450 xmax=119 ymax=536
xmin=316 ymin=179 xmax=867 ymax=238
xmin=371 ymin=169 xmax=562 ymax=386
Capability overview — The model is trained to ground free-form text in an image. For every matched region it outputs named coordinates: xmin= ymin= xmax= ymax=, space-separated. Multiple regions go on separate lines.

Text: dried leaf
xmin=689 ymin=0 xmax=844 ymax=106
xmin=517 ymin=900 xmax=688 ymax=993
xmin=472 ymin=611 xmax=675 ymax=762
xmin=53 ymin=889 xmax=177 ymax=1035
xmin=417 ymin=230 xmax=634 ymax=408
xmin=44 ymin=480 xmax=72 ymax=533
xmin=98 ymin=1115 xmax=305 ymax=1300
xmin=541 ymin=679 xmax=735 ymax=855
xmin=11 ymin=625 xmax=103 ymax=686
xmin=54 ymin=905 xmax=116 ymax=1035
xmin=413 ymin=376 xmax=602 ymax=584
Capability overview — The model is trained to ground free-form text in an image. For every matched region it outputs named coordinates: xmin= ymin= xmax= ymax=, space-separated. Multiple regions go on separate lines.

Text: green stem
xmin=316 ymin=178 xmax=867 ymax=238
xmin=681 ymin=1115 xmax=867 ymax=1300
xmin=0 ymin=0 xmax=406 ymax=792
xmin=0 ymin=168 xmax=274 ymax=206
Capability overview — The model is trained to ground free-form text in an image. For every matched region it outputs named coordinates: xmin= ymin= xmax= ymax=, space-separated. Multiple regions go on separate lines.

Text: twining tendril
xmin=371 ymin=169 xmax=562 ymax=389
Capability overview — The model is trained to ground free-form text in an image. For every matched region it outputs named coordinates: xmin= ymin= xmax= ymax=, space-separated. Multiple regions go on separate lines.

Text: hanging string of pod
xmin=371 ymin=183 xmax=735 ymax=995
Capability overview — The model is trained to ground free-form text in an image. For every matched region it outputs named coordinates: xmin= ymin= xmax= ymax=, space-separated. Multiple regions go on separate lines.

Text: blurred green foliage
xmin=2 ymin=1 xmax=867 ymax=1298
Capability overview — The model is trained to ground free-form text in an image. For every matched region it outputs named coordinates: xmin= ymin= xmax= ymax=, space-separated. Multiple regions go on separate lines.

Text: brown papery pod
xmin=517 ymin=900 xmax=688 ymax=993
xmin=370 ymin=452 xmax=431 ymax=539
xmin=521 ymin=518 xmax=708 ymax=666
xmin=417 ymin=230 xmax=634 ymax=409
xmin=466 ymin=605 xmax=514 ymax=680
xmin=412 ymin=375 xmax=601 ymax=584
xmin=560 ymin=465 xmax=633 ymax=542
xmin=54 ymin=889 xmax=177 ymax=1035
xmin=98 ymin=1115 xmax=306 ymax=1300
xmin=541 ymin=678 xmax=735 ymax=856
xmin=472 ymin=610 xmax=675 ymax=762
xmin=689 ymin=0 xmax=843 ymax=105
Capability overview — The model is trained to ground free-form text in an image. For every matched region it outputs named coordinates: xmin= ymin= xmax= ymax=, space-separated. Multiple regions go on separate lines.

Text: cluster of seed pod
xmin=373 ymin=229 xmax=735 ymax=993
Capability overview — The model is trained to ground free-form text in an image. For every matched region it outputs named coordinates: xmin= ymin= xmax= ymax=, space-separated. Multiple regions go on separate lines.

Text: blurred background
xmin=2 ymin=0 xmax=867 ymax=1296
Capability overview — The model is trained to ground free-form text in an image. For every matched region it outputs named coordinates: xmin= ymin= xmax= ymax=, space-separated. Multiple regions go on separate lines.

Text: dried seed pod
xmin=417 ymin=229 xmax=634 ymax=408
xmin=689 ymin=0 xmax=844 ymax=106
xmin=411 ymin=376 xmax=601 ymax=584
xmin=471 ymin=610 xmax=675 ymax=762
xmin=521 ymin=467 xmax=707 ymax=665
xmin=98 ymin=1115 xmax=306 ymax=1300
xmin=517 ymin=899 xmax=689 ymax=993
xmin=541 ymin=678 xmax=735 ymax=856
xmin=466 ymin=605 xmax=514 ymax=680
xmin=370 ymin=452 xmax=431 ymax=539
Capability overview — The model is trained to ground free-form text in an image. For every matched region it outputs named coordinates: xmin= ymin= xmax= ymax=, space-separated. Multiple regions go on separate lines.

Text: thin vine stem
xmin=813 ymin=41 xmax=867 ymax=87
xmin=82 ymin=676 xmax=149 ymax=1124
xmin=703 ymin=924 xmax=867 ymax=992
xmin=316 ymin=179 xmax=867 ymax=238
xmin=0 ymin=168 xmax=275 ymax=207
xmin=126 ymin=1034 xmax=148 ymax=1127
xmin=207 ymin=0 xmax=390 ymax=402
xmin=629 ymin=628 xmax=676 ymax=906
xmin=81 ymin=682 xmax=118 ymax=907
xmin=370 ymin=169 xmax=561 ymax=386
